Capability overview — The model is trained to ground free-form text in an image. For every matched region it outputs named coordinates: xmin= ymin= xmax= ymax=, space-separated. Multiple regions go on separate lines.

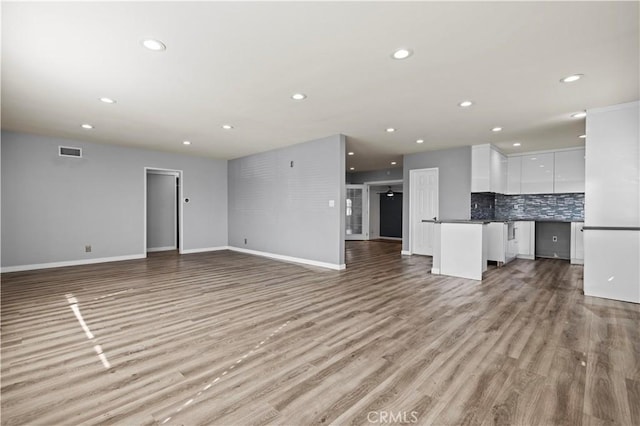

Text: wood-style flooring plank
xmin=2 ymin=242 xmax=639 ymax=425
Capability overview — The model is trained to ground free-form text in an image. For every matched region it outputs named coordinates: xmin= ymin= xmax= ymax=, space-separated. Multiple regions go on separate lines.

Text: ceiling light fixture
xmin=99 ymin=97 xmax=116 ymax=104
xmin=513 ymin=143 xmax=521 ymax=147
xmin=579 ymin=134 xmax=586 ymax=139
xmin=183 ymin=140 xmax=191 ymax=145
xmin=560 ymin=74 xmax=584 ymax=83
xmin=349 ymin=167 xmax=355 ymax=171
xmin=221 ymin=124 xmax=234 ymax=130
xmin=571 ymin=111 xmax=587 ymax=119
xmin=391 ymin=161 xmax=397 ymax=165
xmin=386 ymin=187 xmax=394 ymax=197
xmin=142 ymin=39 xmax=166 ymax=51
xmin=291 ymin=93 xmax=307 ymax=101
xmin=391 ymin=48 xmax=413 ymax=60
xmin=81 ymin=124 xmax=94 ymax=129
xmin=416 ymin=139 xmax=424 ymax=144
xmin=348 ymin=152 xmax=354 ymax=156
xmin=386 ymin=127 xmax=396 ymax=133
xmin=491 ymin=127 xmax=503 ymax=132
xmin=458 ymin=100 xmax=474 ymax=108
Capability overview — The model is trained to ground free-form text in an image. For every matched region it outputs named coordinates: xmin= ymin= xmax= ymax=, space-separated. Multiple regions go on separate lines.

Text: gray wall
xmin=402 ymin=146 xmax=471 ymax=251
xmin=1 ymin=131 xmax=228 ymax=268
xmin=228 ymin=134 xmax=345 ymax=266
xmin=347 ymin=167 xmax=403 ymax=183
xmin=146 ymin=172 xmax=177 ymax=250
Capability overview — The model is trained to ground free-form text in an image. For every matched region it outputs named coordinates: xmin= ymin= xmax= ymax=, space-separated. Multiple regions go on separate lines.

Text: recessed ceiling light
xmin=491 ymin=127 xmax=503 ymax=132
xmin=348 ymin=152 xmax=354 ymax=156
xmin=416 ymin=139 xmax=424 ymax=144
xmin=386 ymin=127 xmax=396 ymax=133
xmin=391 ymin=48 xmax=413 ymax=60
xmin=513 ymin=143 xmax=521 ymax=147
xmin=99 ymin=97 xmax=116 ymax=104
xmin=142 ymin=39 xmax=166 ymax=51
xmin=571 ymin=111 xmax=587 ymax=118
xmin=291 ymin=93 xmax=307 ymax=101
xmin=531 ymin=157 xmax=537 ymax=160
xmin=349 ymin=167 xmax=355 ymax=171
xmin=81 ymin=124 xmax=93 ymax=129
xmin=183 ymin=140 xmax=191 ymax=145
xmin=458 ymin=100 xmax=474 ymax=108
xmin=221 ymin=124 xmax=234 ymax=130
xmin=560 ymin=74 xmax=584 ymax=83
xmin=391 ymin=161 xmax=397 ymax=165
xmin=579 ymin=134 xmax=586 ymax=139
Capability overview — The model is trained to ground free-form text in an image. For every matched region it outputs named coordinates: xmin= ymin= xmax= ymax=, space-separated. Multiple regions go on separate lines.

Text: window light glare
xmin=81 ymin=124 xmax=94 ymax=129
xmin=142 ymin=39 xmax=166 ymax=51
xmin=391 ymin=48 xmax=413 ymax=60
xmin=458 ymin=100 xmax=474 ymax=108
xmin=561 ymin=74 xmax=584 ymax=83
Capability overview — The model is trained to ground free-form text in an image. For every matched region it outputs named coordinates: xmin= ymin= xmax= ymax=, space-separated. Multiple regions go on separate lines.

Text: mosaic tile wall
xmin=470 ymin=193 xmax=496 ymax=220
xmin=471 ymin=193 xmax=585 ymax=221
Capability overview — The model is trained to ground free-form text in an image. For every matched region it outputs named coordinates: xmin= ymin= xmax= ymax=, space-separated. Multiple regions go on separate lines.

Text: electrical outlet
xmin=85 ymin=245 xmax=92 ymax=253
xmin=552 ymin=236 xmax=558 ymax=242
xmin=244 ymin=238 xmax=247 ymax=245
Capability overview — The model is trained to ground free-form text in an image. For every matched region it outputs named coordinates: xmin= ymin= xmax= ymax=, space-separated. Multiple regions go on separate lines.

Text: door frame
xmin=409 ymin=167 xmax=439 ymax=255
xmin=364 ymin=179 xmax=403 ymax=241
xmin=144 ymin=167 xmax=184 ymax=255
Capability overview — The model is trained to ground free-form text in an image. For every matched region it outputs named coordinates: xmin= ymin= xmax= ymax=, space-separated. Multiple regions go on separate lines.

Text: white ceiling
xmin=2 ymin=2 xmax=638 ymax=171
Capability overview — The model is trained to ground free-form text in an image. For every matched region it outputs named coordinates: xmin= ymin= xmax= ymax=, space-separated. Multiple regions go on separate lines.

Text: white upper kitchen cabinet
xmin=472 ymin=144 xmax=506 ymax=193
xmin=506 ymin=156 xmax=522 ymax=194
xmin=520 ymin=153 xmax=554 ymax=194
xmin=554 ymin=148 xmax=585 ymax=193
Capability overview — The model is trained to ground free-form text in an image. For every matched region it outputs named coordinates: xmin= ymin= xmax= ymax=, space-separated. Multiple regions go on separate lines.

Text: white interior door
xmin=410 ymin=168 xmax=439 ymax=255
xmin=345 ymin=184 xmax=368 ymax=240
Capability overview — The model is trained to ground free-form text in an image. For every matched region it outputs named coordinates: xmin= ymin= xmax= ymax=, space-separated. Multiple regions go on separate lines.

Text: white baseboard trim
xmin=146 ymin=246 xmax=177 ymax=253
xmin=571 ymin=258 xmax=584 ymax=265
xmin=227 ymin=246 xmax=346 ymax=270
xmin=180 ymin=246 xmax=230 ymax=254
xmin=516 ymin=254 xmax=535 ymax=260
xmin=431 ymin=267 xmax=441 ymax=274
xmin=401 ymin=250 xmax=412 ymax=256
xmin=1 ymin=254 xmax=146 ymax=273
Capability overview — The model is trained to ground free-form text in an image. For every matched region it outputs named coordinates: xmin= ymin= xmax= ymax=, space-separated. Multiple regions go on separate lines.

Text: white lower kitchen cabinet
xmin=571 ymin=222 xmax=584 ymax=264
xmin=487 ymin=222 xmax=517 ymax=265
xmin=515 ymin=221 xmax=535 ymax=259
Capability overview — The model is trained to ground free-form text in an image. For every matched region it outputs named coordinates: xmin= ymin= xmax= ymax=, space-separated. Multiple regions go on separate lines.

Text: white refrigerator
xmin=583 ymin=101 xmax=640 ymax=304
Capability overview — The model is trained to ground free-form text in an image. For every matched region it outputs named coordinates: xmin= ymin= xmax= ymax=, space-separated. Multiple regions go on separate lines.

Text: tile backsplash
xmin=471 ymin=193 xmax=584 ymax=221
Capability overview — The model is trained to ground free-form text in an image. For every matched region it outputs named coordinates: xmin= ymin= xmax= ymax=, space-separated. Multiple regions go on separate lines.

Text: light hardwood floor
xmin=1 ymin=241 xmax=639 ymax=425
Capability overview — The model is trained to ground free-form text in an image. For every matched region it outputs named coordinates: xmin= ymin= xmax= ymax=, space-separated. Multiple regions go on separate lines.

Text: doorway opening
xmin=144 ymin=168 xmax=183 ymax=255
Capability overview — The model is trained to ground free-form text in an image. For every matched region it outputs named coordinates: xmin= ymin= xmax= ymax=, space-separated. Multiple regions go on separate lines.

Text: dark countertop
xmin=422 ymin=219 xmax=490 ymax=224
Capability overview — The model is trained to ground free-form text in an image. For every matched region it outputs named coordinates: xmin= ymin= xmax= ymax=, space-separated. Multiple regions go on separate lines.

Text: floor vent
xmin=59 ymin=146 xmax=82 ymax=158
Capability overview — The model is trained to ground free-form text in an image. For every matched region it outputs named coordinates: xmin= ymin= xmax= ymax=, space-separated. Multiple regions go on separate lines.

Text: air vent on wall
xmin=59 ymin=146 xmax=82 ymax=158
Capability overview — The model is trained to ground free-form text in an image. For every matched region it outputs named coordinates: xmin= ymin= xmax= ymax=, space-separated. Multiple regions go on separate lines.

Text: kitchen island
xmin=427 ymin=220 xmax=489 ymax=280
